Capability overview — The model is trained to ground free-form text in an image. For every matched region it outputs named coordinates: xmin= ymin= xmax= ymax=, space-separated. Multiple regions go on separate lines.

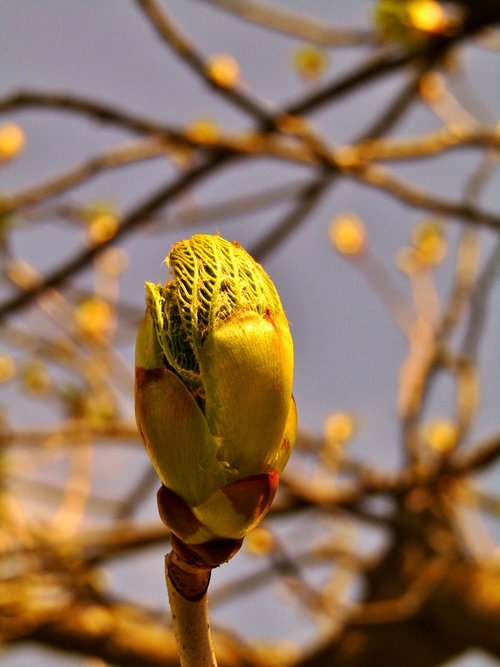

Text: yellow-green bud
xmin=135 ymin=234 xmax=296 ymax=546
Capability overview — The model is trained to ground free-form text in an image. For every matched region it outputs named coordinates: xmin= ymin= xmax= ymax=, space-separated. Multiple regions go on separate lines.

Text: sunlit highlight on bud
xmin=0 ymin=123 xmax=25 ymax=161
xmin=21 ymin=360 xmax=51 ymax=396
xmin=412 ymin=220 xmax=447 ymax=265
xmin=292 ymin=44 xmax=328 ymax=80
xmin=407 ymin=0 xmax=446 ymax=33
xmin=324 ymin=412 xmax=356 ymax=445
xmin=83 ymin=202 xmax=119 ymax=246
xmin=205 ymin=54 xmax=240 ymax=88
xmin=5 ymin=259 xmax=41 ymax=290
xmin=422 ymin=418 xmax=458 ymax=453
xmin=419 ymin=72 xmax=446 ymax=102
xmin=75 ymin=298 xmax=114 ymax=339
xmin=0 ymin=355 xmax=16 ymax=383
xmin=185 ymin=116 xmax=220 ymax=144
xmin=245 ymin=526 xmax=275 ymax=556
xmin=329 ymin=215 xmax=366 ymax=258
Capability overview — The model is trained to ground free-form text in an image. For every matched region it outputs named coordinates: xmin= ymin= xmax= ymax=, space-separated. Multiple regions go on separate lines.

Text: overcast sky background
xmin=1 ymin=2 xmax=498 ymax=666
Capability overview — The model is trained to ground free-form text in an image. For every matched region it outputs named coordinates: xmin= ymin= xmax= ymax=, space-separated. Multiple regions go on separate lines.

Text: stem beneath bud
xmin=165 ymin=551 xmax=218 ymax=667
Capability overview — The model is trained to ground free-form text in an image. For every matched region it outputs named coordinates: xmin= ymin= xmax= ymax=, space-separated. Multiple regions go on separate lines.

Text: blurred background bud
xmin=329 ymin=214 xmax=366 ymax=258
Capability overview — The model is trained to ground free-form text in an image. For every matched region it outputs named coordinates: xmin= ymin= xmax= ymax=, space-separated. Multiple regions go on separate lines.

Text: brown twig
xmin=347 ymin=162 xmax=500 ymax=231
xmin=250 ymin=170 xmax=332 ymax=260
xmin=6 ymin=596 xmax=266 ymax=667
xmin=282 ymin=49 xmax=416 ymax=120
xmin=0 ymin=150 xmax=235 ymax=321
xmin=0 ymin=140 xmax=171 ymax=216
xmin=136 ymin=0 xmax=271 ymax=124
xmin=0 ymin=90 xmax=180 ymax=137
xmin=342 ymin=125 xmax=500 ymax=162
xmin=281 ymin=431 xmax=500 ymax=511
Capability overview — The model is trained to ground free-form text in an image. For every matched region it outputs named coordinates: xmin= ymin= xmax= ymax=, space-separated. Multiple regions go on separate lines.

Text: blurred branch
xmin=250 ymin=169 xmax=331 ymax=260
xmin=197 ymin=0 xmax=376 ymax=47
xmin=21 ymin=572 xmax=499 ymax=667
xmin=462 ymin=238 xmax=500 ymax=357
xmin=282 ymin=431 xmax=500 ymax=511
xmin=0 ymin=139 xmax=171 ymax=216
xmin=0 ymin=149 xmax=235 ymax=321
xmin=283 ymin=49 xmax=416 ymax=120
xmin=250 ymin=55 xmax=435 ymax=256
xmin=298 ymin=565 xmax=500 ymax=666
xmin=9 ymin=475 xmax=123 ymax=516
xmin=1 ymin=123 xmax=498 ymax=249
xmin=136 ymin=0 xmax=271 ymax=123
xmin=78 ymin=522 xmax=168 ymax=564
xmin=5 ymin=597 xmax=271 ymax=667
xmin=20 ymin=179 xmax=309 ymax=237
xmin=0 ymin=90 xmax=180 ymax=137
xmin=164 ymin=179 xmax=308 ymax=228
xmin=348 ymin=162 xmax=500 ymax=230
xmin=1 ymin=422 xmax=139 ymax=448
xmin=451 ymin=433 xmax=500 ymax=474
xmin=344 ymin=125 xmax=500 ymax=161
xmin=113 ymin=466 xmax=159 ymax=521
xmin=2 ymin=522 xmax=168 ymax=566
xmin=211 ymin=542 xmax=364 ymax=608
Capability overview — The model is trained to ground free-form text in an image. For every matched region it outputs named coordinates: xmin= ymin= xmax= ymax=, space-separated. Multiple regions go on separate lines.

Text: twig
xmin=250 ymin=170 xmax=332 ymax=260
xmin=250 ymin=57 xmax=434 ymax=258
xmin=9 ymin=474 xmax=123 ymax=516
xmin=451 ymin=433 xmax=500 ymax=474
xmin=343 ymin=125 xmax=500 ymax=162
xmin=347 ymin=162 xmax=500 ymax=231
xmin=281 ymin=431 xmax=500 ymax=512
xmin=0 ymin=150 xmax=235 ymax=321
xmin=1 ymin=422 xmax=139 ymax=448
xmin=164 ymin=179 xmax=309 ymax=228
xmin=114 ymin=466 xmax=159 ymax=520
xmin=197 ymin=0 xmax=375 ymax=47
xmin=462 ymin=239 xmax=500 ymax=357
xmin=0 ymin=139 xmax=171 ymax=216
xmin=283 ymin=49 xmax=415 ymax=120
xmin=0 ymin=89 xmax=179 ymax=137
xmin=136 ymin=0 xmax=270 ymax=123
xmin=165 ymin=552 xmax=217 ymax=667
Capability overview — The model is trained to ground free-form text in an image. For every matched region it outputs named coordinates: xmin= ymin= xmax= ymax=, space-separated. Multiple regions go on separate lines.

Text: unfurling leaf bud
xmin=135 ymin=234 xmax=296 ymax=562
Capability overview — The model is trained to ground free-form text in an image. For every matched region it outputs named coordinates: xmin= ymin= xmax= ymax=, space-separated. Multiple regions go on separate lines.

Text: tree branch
xmin=0 ymin=90 xmax=178 ymax=136
xmin=0 ymin=140 xmax=171 ymax=216
xmin=348 ymin=162 xmax=500 ymax=231
xmin=197 ymin=0 xmax=375 ymax=47
xmin=250 ymin=170 xmax=332 ymax=260
xmin=0 ymin=150 xmax=235 ymax=321
xmin=6 ymin=598 xmax=270 ymax=667
xmin=136 ymin=0 xmax=271 ymax=123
